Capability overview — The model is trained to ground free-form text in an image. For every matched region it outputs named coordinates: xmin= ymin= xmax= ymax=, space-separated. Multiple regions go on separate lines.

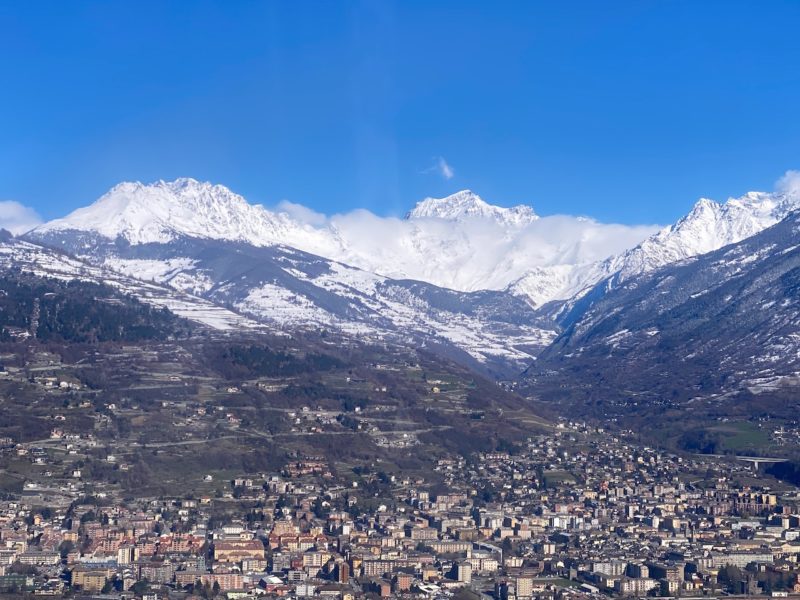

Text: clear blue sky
xmin=1 ymin=1 xmax=799 ymax=224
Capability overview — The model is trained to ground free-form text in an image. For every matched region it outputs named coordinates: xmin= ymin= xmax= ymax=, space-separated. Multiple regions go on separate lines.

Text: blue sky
xmin=1 ymin=0 xmax=799 ymax=225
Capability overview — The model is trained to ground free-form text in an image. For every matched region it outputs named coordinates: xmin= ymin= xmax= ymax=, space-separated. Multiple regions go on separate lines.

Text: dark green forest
xmin=0 ymin=273 xmax=192 ymax=343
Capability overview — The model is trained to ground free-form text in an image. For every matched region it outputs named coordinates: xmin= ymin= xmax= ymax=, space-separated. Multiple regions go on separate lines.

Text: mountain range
xmin=5 ymin=175 xmax=800 ymax=386
xmin=33 ymin=178 xmax=652 ymax=303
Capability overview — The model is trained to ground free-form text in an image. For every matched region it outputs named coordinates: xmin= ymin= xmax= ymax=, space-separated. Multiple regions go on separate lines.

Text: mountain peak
xmin=30 ymin=178 xmax=293 ymax=246
xmin=406 ymin=190 xmax=538 ymax=225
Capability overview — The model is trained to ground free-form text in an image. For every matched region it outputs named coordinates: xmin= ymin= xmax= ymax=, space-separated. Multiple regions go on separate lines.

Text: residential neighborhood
xmin=4 ymin=423 xmax=800 ymax=599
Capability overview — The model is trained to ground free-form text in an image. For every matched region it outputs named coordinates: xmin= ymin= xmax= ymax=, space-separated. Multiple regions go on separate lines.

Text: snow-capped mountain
xmin=406 ymin=190 xmax=538 ymax=226
xmin=512 ymin=182 xmax=800 ymax=309
xmin=29 ymin=178 xmax=655 ymax=303
xmin=11 ymin=171 xmax=800 ymax=423
xmin=36 ymin=178 xmax=337 ymax=252
xmin=533 ymin=207 xmax=800 ymax=410
xmin=606 ymin=188 xmax=800 ymax=282
xmin=29 ymin=180 xmax=572 ymax=373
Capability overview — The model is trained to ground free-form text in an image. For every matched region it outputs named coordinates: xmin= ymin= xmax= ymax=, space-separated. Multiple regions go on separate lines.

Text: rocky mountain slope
xmin=531 ymin=209 xmax=800 ymax=411
xmin=20 ymin=229 xmax=554 ymax=376
xmin=0 ymin=233 xmax=262 ymax=331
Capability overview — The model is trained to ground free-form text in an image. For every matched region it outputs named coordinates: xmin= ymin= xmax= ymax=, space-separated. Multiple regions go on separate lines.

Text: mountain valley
xmin=1 ymin=175 xmax=799 ymax=456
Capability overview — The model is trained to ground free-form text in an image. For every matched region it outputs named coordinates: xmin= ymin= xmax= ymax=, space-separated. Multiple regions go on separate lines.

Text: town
xmin=3 ymin=420 xmax=800 ymax=600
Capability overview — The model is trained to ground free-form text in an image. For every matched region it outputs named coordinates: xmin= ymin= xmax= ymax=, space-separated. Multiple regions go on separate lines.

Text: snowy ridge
xmin=0 ymin=238 xmax=262 ymax=331
xmin=233 ymin=260 xmax=555 ymax=365
xmin=90 ymin=241 xmax=556 ymax=372
xmin=35 ymin=178 xmax=338 ymax=253
xmin=406 ymin=190 xmax=538 ymax=226
xmin=607 ymin=190 xmax=800 ymax=281
xmin=511 ymin=184 xmax=800 ymax=306
xmin=507 ymin=262 xmax=617 ymax=307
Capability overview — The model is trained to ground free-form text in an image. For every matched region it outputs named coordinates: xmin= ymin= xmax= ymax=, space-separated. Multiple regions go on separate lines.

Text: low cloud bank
xmin=0 ymin=201 xmax=42 ymax=235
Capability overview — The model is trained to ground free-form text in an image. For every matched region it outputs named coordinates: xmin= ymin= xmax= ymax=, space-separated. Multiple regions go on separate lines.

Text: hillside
xmin=526 ymin=210 xmax=800 ymax=451
xmin=0 ymin=272 xmax=193 ymax=343
xmin=0 ymin=269 xmax=551 ymax=497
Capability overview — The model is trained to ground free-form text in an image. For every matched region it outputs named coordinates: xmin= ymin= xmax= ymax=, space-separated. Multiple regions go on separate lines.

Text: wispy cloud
xmin=0 ymin=200 xmax=42 ymax=235
xmin=276 ymin=199 xmax=328 ymax=227
xmin=437 ymin=156 xmax=454 ymax=180
xmin=423 ymin=156 xmax=455 ymax=180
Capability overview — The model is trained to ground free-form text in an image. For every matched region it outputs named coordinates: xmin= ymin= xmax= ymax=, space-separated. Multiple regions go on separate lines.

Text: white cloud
xmin=423 ymin=156 xmax=455 ymax=180
xmin=286 ymin=200 xmax=662 ymax=296
xmin=275 ymin=200 xmax=328 ymax=227
xmin=0 ymin=201 xmax=42 ymax=235
xmin=776 ymin=169 xmax=800 ymax=196
xmin=437 ymin=156 xmax=454 ymax=180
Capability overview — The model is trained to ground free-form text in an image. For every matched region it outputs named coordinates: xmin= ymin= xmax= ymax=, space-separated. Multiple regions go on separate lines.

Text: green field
xmin=710 ymin=421 xmax=771 ymax=452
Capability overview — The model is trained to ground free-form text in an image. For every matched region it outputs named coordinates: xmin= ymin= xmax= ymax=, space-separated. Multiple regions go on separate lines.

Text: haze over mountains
xmin=5 ymin=171 xmax=800 ymax=384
